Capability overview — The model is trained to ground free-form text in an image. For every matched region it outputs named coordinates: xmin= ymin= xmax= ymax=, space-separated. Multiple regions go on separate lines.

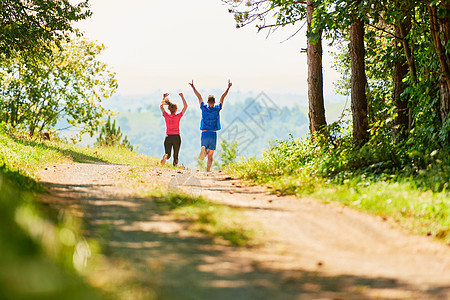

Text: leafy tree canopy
xmin=0 ymin=38 xmax=117 ymax=138
xmin=0 ymin=0 xmax=91 ymax=58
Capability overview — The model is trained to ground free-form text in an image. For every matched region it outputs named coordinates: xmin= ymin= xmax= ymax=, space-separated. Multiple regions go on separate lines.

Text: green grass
xmin=314 ymin=180 xmax=450 ymax=241
xmin=0 ymin=127 xmax=158 ymax=192
xmin=140 ymin=189 xmax=260 ymax=247
xmin=225 ymin=153 xmax=450 ymax=245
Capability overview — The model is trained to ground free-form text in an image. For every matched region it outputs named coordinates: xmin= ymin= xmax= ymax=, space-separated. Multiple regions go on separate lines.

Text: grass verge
xmin=0 ymin=129 xmax=158 ymax=190
xmin=225 ymin=159 xmax=450 ymax=245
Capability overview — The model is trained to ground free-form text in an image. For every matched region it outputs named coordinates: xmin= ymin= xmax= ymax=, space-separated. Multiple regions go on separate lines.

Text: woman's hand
xmin=180 ymin=92 xmax=188 ymax=114
xmin=162 ymin=93 xmax=170 ymax=105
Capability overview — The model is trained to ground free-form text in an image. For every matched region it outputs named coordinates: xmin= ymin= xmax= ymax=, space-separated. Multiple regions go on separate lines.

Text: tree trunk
xmin=429 ymin=4 xmax=450 ymax=122
xmin=393 ymin=24 xmax=410 ymax=142
xmin=350 ymin=12 xmax=369 ymax=146
xmin=438 ymin=3 xmax=450 ymax=120
xmin=395 ymin=11 xmax=415 ymax=130
xmin=398 ymin=20 xmax=416 ymax=83
xmin=440 ymin=77 xmax=450 ymax=120
xmin=307 ymin=0 xmax=326 ymax=134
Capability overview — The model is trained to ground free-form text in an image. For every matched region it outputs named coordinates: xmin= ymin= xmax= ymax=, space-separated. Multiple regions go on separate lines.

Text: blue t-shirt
xmin=200 ymin=102 xmax=222 ymax=131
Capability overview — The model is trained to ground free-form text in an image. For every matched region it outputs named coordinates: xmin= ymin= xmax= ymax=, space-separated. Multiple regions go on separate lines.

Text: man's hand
xmin=220 ymin=80 xmax=232 ymax=105
xmin=189 ymin=80 xmax=203 ymax=104
xmin=179 ymin=92 xmax=184 ymax=97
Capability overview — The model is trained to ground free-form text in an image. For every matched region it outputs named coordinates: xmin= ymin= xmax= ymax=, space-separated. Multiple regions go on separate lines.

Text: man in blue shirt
xmin=189 ymin=80 xmax=232 ymax=172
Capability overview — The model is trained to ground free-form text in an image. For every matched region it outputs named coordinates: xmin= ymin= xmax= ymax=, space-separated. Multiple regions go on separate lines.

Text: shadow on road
xmin=40 ymin=180 xmax=450 ymax=300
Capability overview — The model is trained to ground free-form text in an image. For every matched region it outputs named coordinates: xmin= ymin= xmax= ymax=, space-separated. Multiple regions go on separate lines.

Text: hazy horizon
xmin=76 ymin=0 xmax=342 ymax=96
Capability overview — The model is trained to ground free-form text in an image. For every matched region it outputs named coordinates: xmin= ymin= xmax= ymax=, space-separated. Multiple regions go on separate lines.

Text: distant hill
xmin=59 ymin=92 xmax=348 ymax=169
xmin=104 ymin=90 xmax=347 ymax=113
xmin=110 ymin=93 xmax=348 ymax=169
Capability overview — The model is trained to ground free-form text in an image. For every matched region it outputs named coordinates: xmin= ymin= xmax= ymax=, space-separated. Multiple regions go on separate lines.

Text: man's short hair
xmin=207 ymin=95 xmax=215 ymax=103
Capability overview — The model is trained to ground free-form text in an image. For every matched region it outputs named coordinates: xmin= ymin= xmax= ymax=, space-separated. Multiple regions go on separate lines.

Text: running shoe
xmin=199 ymin=146 xmax=206 ymax=160
xmin=160 ymin=154 xmax=168 ymax=165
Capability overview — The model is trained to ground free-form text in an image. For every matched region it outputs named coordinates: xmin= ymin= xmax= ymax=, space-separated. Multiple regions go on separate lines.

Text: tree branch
xmin=367 ymin=23 xmax=400 ymax=40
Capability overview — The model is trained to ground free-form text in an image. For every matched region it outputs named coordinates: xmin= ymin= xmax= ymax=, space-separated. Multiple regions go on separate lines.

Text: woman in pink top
xmin=160 ymin=93 xmax=187 ymax=166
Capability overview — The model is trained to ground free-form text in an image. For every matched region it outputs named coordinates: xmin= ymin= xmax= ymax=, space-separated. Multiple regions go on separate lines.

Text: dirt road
xmin=38 ymin=162 xmax=450 ymax=299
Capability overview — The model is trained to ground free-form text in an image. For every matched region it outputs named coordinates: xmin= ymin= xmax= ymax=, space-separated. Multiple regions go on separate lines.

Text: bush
xmin=96 ymin=116 xmax=133 ymax=151
xmin=228 ymin=119 xmax=449 ymax=193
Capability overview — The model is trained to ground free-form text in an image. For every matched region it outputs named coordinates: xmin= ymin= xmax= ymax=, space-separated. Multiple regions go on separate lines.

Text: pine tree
xmin=96 ymin=116 xmax=133 ymax=151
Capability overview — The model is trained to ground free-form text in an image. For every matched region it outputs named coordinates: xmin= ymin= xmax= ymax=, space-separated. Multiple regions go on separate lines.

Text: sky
xmin=76 ymin=0 xmax=341 ymax=96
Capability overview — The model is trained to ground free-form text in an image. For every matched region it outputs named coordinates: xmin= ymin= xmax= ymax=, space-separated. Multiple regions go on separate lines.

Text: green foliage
xmin=319 ymin=0 xmax=449 ymax=152
xmin=96 ymin=116 xmax=133 ymax=151
xmin=0 ymin=38 xmax=117 ymax=138
xmin=196 ymin=155 xmax=206 ymax=171
xmin=226 ymin=0 xmax=449 ymax=170
xmin=308 ymin=2 xmax=450 ymax=200
xmin=0 ymin=165 xmax=104 ymax=300
xmin=0 ymin=0 xmax=91 ymax=58
xmin=219 ymin=139 xmax=238 ymax=168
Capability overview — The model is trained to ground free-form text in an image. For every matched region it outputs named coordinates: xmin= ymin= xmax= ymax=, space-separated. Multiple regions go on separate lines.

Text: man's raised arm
xmin=189 ymin=80 xmax=203 ymax=106
xmin=219 ymin=80 xmax=232 ymax=106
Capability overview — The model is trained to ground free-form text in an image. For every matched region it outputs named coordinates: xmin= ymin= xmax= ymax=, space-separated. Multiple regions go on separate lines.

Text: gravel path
xmin=38 ymin=162 xmax=450 ymax=299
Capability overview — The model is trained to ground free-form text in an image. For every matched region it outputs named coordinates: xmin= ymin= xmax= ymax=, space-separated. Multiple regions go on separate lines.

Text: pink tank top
xmin=163 ymin=111 xmax=183 ymax=135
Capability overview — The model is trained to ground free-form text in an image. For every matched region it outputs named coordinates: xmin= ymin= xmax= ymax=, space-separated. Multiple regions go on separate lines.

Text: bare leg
xmin=206 ymin=149 xmax=214 ymax=172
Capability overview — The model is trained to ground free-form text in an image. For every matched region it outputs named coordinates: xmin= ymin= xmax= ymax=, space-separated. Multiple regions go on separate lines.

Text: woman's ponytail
xmin=164 ymin=97 xmax=177 ymax=115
